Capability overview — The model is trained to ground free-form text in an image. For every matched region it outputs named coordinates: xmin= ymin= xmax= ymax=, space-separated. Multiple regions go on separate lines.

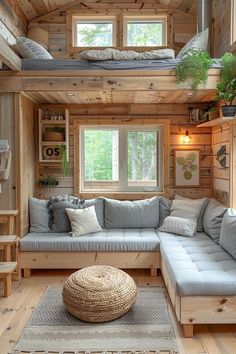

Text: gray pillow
xmin=79 ymin=197 xmax=104 ymax=227
xmin=104 ymin=197 xmax=159 ymax=228
xmin=51 ymin=201 xmax=78 ymax=232
xmin=175 ymin=195 xmax=209 ymax=232
xmin=159 ymin=196 xmax=172 ymax=226
xmin=176 ymin=28 xmax=209 ymax=59
xmin=220 ymin=209 xmax=236 ymax=259
xmin=203 ymin=198 xmax=227 ymax=243
xmin=16 ymin=37 xmax=53 ymax=59
xmin=29 ymin=197 xmax=50 ymax=233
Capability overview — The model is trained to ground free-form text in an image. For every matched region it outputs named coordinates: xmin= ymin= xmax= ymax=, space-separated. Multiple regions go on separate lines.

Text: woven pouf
xmin=62 ymin=265 xmax=137 ymax=322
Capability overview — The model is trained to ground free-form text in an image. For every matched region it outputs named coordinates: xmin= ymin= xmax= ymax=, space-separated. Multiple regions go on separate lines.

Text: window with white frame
xmin=123 ymin=15 xmax=167 ymax=46
xmin=73 ymin=16 xmax=116 ymax=47
xmin=80 ymin=126 xmax=163 ymax=192
xmin=231 ymin=0 xmax=236 ymax=45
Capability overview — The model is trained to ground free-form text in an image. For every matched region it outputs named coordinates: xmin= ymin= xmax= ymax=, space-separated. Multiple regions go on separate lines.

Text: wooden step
xmin=0 ymin=262 xmax=17 ymax=275
xmin=0 ymin=235 xmax=17 ymax=245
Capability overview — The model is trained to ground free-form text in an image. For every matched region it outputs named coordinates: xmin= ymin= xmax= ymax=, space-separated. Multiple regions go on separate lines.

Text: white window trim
xmin=80 ymin=125 xmax=163 ymax=193
xmin=231 ymin=0 xmax=236 ymax=45
xmin=72 ymin=15 xmax=116 ymax=47
xmin=123 ymin=15 xmax=167 ymax=47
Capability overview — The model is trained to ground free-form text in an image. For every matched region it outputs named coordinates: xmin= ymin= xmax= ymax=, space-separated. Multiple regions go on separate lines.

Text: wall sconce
xmin=183 ymin=128 xmax=190 ymax=144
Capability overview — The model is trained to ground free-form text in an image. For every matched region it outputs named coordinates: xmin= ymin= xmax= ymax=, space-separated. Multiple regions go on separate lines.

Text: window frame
xmin=231 ymin=0 xmax=236 ymax=46
xmin=72 ymin=15 xmax=117 ymax=47
xmin=80 ymin=125 xmax=163 ymax=193
xmin=123 ymin=15 xmax=168 ymax=47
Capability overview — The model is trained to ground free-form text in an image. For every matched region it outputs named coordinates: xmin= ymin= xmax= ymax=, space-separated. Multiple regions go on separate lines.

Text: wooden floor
xmin=0 ymin=269 xmax=236 ymax=354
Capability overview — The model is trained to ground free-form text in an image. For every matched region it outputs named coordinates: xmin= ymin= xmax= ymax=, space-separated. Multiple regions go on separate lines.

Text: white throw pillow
xmin=170 ymin=198 xmax=204 ymax=223
xmin=159 ymin=216 xmax=197 ymax=237
xmin=66 ymin=206 xmax=102 ymax=236
xmin=17 ymin=37 xmax=53 ymax=59
xmin=176 ymin=28 xmax=209 ymax=59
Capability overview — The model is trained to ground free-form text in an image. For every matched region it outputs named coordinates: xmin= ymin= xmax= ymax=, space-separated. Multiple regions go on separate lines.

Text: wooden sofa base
xmin=20 ymin=251 xmax=160 ymax=278
xmin=161 ymin=255 xmax=236 ymax=338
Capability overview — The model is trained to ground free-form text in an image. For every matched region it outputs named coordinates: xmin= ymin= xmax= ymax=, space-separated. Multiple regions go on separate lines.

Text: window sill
xmin=79 ymin=191 xmax=164 ymax=200
xmin=68 ymin=45 xmax=172 ymax=53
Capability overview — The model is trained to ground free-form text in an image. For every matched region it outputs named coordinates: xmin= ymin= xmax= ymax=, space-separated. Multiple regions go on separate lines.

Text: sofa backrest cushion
xmin=79 ymin=197 xmax=104 ymax=227
xmin=203 ymin=198 xmax=227 ymax=243
xmin=159 ymin=196 xmax=172 ymax=226
xmin=104 ymin=196 xmax=159 ymax=228
xmin=29 ymin=197 xmax=50 ymax=233
xmin=170 ymin=198 xmax=205 ymax=224
xmin=220 ymin=208 xmax=236 ymax=258
xmin=51 ymin=201 xmax=78 ymax=232
xmin=175 ymin=195 xmax=209 ymax=232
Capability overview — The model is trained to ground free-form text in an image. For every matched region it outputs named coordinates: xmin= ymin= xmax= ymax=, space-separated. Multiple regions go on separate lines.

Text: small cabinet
xmin=38 ymin=108 xmax=69 ymax=163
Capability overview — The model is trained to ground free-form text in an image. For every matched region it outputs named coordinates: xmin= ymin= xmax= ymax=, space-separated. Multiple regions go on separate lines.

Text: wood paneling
xmin=212 ymin=0 xmax=231 ymax=57
xmin=37 ymin=103 xmax=212 ymax=201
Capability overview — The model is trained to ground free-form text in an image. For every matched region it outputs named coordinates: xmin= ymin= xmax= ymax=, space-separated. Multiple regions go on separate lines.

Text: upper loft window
xmin=73 ymin=16 xmax=116 ymax=47
xmin=123 ymin=16 xmax=167 ymax=46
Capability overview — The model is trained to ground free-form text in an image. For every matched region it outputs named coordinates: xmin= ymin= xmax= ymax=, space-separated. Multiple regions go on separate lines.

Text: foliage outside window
xmin=73 ymin=17 xmax=116 ymax=47
xmin=123 ymin=16 xmax=167 ymax=46
xmin=80 ymin=126 xmax=163 ymax=192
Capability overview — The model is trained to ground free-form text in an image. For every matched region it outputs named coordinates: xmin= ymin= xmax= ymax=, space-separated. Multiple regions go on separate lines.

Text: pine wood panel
xmin=212 ymin=0 xmax=231 ymax=57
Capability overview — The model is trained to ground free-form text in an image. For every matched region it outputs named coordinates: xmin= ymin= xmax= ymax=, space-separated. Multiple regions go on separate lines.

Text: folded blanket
xmin=79 ymin=47 xmax=175 ymax=61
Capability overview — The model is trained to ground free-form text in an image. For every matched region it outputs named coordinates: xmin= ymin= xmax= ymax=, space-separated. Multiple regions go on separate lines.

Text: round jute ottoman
xmin=62 ymin=265 xmax=137 ymax=322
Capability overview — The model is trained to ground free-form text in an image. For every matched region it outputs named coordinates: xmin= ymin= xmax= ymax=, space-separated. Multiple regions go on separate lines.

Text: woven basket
xmin=62 ymin=265 xmax=137 ymax=322
xmin=43 ymin=131 xmax=64 ymax=142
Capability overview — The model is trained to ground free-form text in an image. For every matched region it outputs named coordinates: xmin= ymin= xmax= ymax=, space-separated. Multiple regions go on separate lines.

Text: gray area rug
xmin=12 ymin=286 xmax=178 ymax=354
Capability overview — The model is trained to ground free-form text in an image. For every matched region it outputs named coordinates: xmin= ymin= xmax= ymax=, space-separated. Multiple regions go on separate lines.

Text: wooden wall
xmin=32 ymin=3 xmax=197 ymax=59
xmin=212 ymin=0 xmax=231 ymax=57
xmin=37 ymin=103 xmax=212 ymax=201
xmin=0 ymin=93 xmax=36 ymax=236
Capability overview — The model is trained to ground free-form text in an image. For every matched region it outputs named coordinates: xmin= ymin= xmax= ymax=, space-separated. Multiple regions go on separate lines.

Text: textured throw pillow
xmin=175 ymin=195 xmax=209 ymax=232
xmin=29 ymin=197 xmax=50 ymax=232
xmin=79 ymin=197 xmax=104 ymax=227
xmin=66 ymin=206 xmax=102 ymax=236
xmin=50 ymin=201 xmax=79 ymax=232
xmin=220 ymin=209 xmax=236 ymax=259
xmin=170 ymin=198 xmax=204 ymax=223
xmin=176 ymin=28 xmax=209 ymax=59
xmin=159 ymin=216 xmax=197 ymax=237
xmin=104 ymin=196 xmax=159 ymax=228
xmin=203 ymin=198 xmax=227 ymax=243
xmin=159 ymin=196 xmax=172 ymax=226
xmin=16 ymin=37 xmax=53 ymax=59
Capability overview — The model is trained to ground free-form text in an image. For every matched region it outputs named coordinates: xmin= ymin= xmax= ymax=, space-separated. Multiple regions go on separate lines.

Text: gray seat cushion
xmin=20 ymin=228 xmax=160 ymax=252
xmin=158 ymin=231 xmax=236 ymax=296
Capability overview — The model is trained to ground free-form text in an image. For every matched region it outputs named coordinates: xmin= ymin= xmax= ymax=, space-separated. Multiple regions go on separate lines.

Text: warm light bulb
xmin=183 ymin=130 xmax=190 ymax=144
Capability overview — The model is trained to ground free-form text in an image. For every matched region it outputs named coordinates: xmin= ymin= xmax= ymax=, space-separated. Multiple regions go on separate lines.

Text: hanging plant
xmin=59 ymin=144 xmax=68 ymax=177
xmin=175 ymin=49 xmax=213 ymax=90
xmin=38 ymin=176 xmax=59 ymax=188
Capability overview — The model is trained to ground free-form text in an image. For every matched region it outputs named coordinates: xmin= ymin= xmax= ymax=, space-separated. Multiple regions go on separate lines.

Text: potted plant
xmin=216 ymin=53 xmax=236 ymax=117
xmin=58 ymin=144 xmax=69 ymax=177
xmin=38 ymin=176 xmax=59 ymax=188
xmin=175 ymin=49 xmax=213 ymax=90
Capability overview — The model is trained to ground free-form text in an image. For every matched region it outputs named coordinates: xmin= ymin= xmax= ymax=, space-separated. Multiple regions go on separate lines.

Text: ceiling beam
xmin=0 ymin=34 xmax=22 ymax=71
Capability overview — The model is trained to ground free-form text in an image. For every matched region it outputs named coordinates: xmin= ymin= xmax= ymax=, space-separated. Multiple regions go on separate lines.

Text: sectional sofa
xmin=19 ymin=195 xmax=236 ymax=337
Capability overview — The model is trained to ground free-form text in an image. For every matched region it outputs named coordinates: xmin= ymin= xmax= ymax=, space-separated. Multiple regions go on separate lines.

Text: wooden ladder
xmin=0 ymin=262 xmax=17 ymax=297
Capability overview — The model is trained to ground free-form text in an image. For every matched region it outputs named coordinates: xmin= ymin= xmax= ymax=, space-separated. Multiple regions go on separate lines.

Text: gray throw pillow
xmin=176 ymin=28 xmax=209 ymax=59
xmin=79 ymin=197 xmax=104 ymax=227
xmin=159 ymin=196 xmax=172 ymax=226
xmin=203 ymin=198 xmax=227 ymax=243
xmin=220 ymin=209 xmax=236 ymax=259
xmin=104 ymin=196 xmax=159 ymax=228
xmin=175 ymin=195 xmax=209 ymax=232
xmin=51 ymin=201 xmax=78 ymax=232
xmin=16 ymin=37 xmax=53 ymax=59
xmin=29 ymin=197 xmax=50 ymax=232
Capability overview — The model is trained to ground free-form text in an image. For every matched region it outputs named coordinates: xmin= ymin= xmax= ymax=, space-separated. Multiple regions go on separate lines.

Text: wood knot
xmin=188 ymin=318 xmax=194 ymax=323
xmin=220 ymin=299 xmax=227 ymax=305
xmin=217 ymin=308 xmax=223 ymax=312
xmin=107 ymin=80 xmax=117 ymax=85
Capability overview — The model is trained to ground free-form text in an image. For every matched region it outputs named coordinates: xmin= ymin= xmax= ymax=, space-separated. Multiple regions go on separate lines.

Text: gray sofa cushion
xmin=159 ymin=196 xmax=172 ymax=226
xmin=51 ymin=201 xmax=78 ymax=232
xmin=158 ymin=231 xmax=236 ymax=296
xmin=20 ymin=229 xmax=160 ymax=252
xmin=79 ymin=197 xmax=104 ymax=227
xmin=220 ymin=208 xmax=236 ymax=259
xmin=17 ymin=36 xmax=53 ymax=59
xmin=104 ymin=197 xmax=159 ymax=228
xmin=203 ymin=198 xmax=227 ymax=243
xmin=29 ymin=197 xmax=50 ymax=232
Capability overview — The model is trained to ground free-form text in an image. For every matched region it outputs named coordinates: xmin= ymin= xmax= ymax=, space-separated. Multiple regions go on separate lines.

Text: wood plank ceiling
xmin=15 ymin=0 xmax=196 ymax=21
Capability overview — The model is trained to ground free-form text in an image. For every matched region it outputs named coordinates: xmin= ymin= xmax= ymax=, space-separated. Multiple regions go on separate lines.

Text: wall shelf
xmin=197 ymin=116 xmax=236 ymax=127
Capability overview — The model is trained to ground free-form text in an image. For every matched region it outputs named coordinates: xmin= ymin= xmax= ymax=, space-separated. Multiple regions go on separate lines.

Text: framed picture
xmin=174 ymin=149 xmax=200 ymax=187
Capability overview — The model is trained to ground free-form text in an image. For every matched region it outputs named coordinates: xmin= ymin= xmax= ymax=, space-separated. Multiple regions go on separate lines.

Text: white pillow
xmin=66 ymin=206 xmax=102 ymax=236
xmin=170 ymin=198 xmax=204 ymax=223
xmin=17 ymin=37 xmax=53 ymax=59
xmin=176 ymin=28 xmax=209 ymax=59
xmin=159 ymin=216 xmax=197 ymax=237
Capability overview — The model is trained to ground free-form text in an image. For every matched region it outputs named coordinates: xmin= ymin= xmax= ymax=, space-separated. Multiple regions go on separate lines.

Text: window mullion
xmin=118 ymin=127 xmax=127 ymax=191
